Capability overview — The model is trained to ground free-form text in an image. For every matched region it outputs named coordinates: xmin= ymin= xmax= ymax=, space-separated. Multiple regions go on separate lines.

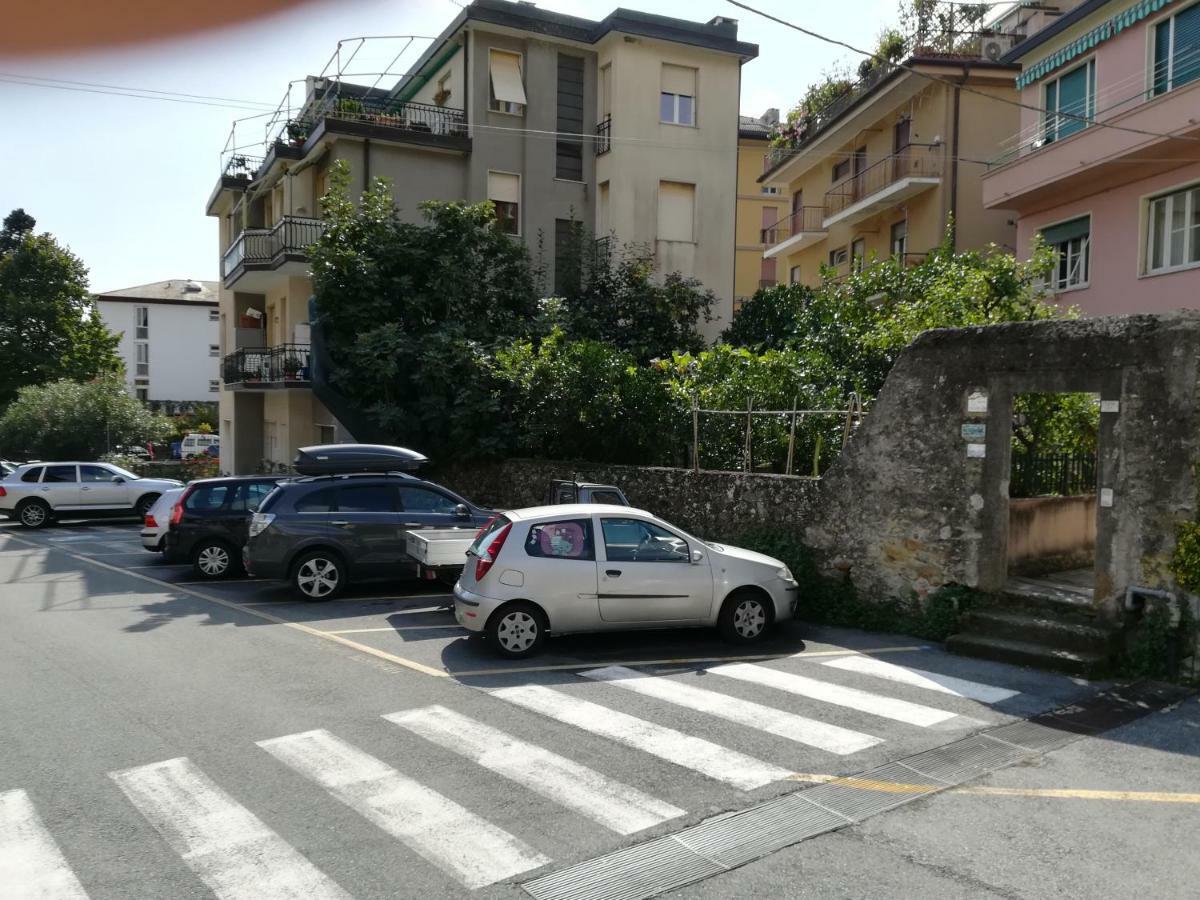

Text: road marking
xmin=710 ymin=662 xmax=959 ymax=727
xmin=493 ymin=684 xmax=792 ymax=790
xmin=781 ymin=774 xmax=1200 ymax=805
xmin=0 ymin=789 xmax=90 ymax=900
xmin=818 ymin=655 xmax=1020 ymax=703
xmin=109 ymin=757 xmax=350 ymax=900
xmin=174 ymin=579 xmax=259 ymax=586
xmin=0 ymin=533 xmax=449 ymax=678
xmin=125 ymin=564 xmax=193 ymax=570
xmin=323 ymin=624 xmax=459 ymax=634
xmin=581 ymin=665 xmax=881 ymax=755
xmin=239 ymin=595 xmax=452 ymax=606
xmin=258 ymin=729 xmax=549 ymax=888
xmin=449 ymin=645 xmax=928 ymax=678
xmin=386 ymin=705 xmax=684 ymax=835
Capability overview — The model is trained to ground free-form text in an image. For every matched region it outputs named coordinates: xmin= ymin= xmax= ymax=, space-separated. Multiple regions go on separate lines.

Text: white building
xmin=94 ymin=280 xmax=220 ymax=403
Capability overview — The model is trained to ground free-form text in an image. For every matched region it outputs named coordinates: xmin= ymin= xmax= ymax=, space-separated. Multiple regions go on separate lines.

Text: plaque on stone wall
xmin=960 ymin=423 xmax=986 ymax=441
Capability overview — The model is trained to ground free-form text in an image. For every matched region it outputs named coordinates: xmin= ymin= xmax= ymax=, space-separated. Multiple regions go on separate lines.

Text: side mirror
xmin=691 ymin=548 xmax=705 ymax=565
xmin=111 ymin=475 xmax=126 ymax=484
xmin=454 ymin=503 xmax=471 ymax=519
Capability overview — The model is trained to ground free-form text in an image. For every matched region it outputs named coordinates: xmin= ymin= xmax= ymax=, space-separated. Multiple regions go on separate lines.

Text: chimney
xmin=705 ymin=15 xmax=738 ymax=36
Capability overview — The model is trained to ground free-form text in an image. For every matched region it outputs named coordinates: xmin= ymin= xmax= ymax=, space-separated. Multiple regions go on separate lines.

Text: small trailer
xmin=405 ymin=527 xmax=477 ymax=583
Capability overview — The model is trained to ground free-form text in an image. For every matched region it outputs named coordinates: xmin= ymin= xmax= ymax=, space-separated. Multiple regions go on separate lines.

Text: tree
xmin=0 ymin=210 xmax=120 ymax=409
xmin=0 ymin=375 xmax=174 ymax=459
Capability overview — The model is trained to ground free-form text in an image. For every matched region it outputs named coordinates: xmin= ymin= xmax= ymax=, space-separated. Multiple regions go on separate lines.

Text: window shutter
xmin=489 ymin=51 xmax=527 ymax=105
xmin=661 ymin=64 xmax=696 ymax=96
xmin=1154 ymin=20 xmax=1171 ymax=94
xmin=1040 ymin=216 xmax=1090 ymax=245
xmin=1055 ymin=64 xmax=1088 ymax=138
xmin=1173 ymin=5 xmax=1200 ymax=88
xmin=487 ymin=171 xmax=520 ymax=204
xmin=657 ymin=181 xmax=695 ymax=242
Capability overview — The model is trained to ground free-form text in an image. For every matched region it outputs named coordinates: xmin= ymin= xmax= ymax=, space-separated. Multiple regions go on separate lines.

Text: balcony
xmin=222 ymin=344 xmax=311 ymax=391
xmin=595 ymin=116 xmax=611 ymax=156
xmin=762 ymin=207 xmax=828 ymax=259
xmin=222 ymin=216 xmax=325 ymax=288
xmin=823 ymin=144 xmax=942 ymax=228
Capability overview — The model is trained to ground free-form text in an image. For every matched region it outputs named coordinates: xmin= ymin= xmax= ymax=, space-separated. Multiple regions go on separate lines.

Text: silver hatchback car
xmin=454 ymin=504 xmax=799 ymax=658
xmin=0 ymin=462 xmax=182 ymax=528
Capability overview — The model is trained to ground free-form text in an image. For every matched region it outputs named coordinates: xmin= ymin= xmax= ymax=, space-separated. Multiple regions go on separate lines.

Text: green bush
xmin=1171 ymin=521 xmax=1200 ymax=594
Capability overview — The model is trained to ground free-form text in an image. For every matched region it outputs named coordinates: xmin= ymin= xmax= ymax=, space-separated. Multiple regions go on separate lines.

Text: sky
xmin=0 ymin=0 xmax=897 ymax=293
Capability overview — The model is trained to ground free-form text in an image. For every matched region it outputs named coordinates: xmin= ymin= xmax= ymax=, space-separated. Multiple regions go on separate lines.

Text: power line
xmin=0 ymin=76 xmax=273 ymax=113
xmin=0 ymin=71 xmax=276 ymax=108
xmin=726 ymin=0 xmax=1200 ymax=158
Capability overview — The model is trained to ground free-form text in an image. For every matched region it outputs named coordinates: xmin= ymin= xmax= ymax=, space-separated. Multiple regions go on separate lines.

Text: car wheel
xmin=292 ymin=551 xmax=346 ymax=601
xmin=16 ymin=499 xmax=51 ymax=529
xmin=134 ymin=494 xmax=159 ymax=520
xmin=192 ymin=539 xmax=236 ymax=579
xmin=486 ymin=601 xmax=547 ymax=659
xmin=718 ymin=590 xmax=773 ymax=644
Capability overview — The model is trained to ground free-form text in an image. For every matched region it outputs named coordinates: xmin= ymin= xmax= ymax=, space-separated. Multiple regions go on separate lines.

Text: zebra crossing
xmin=4 ymin=651 xmax=1037 ymax=898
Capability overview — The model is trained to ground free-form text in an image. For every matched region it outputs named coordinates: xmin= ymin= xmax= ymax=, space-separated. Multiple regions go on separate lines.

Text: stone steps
xmin=946 ymin=632 xmax=1110 ymax=678
xmin=958 ymin=608 xmax=1117 ymax=655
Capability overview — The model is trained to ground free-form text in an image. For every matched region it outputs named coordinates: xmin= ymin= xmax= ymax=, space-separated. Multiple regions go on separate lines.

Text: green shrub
xmin=1171 ymin=521 xmax=1200 ymax=593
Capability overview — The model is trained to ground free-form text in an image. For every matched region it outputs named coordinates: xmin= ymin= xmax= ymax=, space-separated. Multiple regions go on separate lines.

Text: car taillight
xmin=0 ymin=486 xmax=6 ymax=497
xmin=474 ymin=522 xmax=511 ymax=581
xmin=169 ymin=502 xmax=184 ymax=527
xmin=144 ymin=513 xmax=157 ymax=528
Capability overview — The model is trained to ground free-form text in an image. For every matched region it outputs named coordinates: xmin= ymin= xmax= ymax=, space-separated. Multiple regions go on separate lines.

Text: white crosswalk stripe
xmin=581 ymin=665 xmax=882 ymax=755
xmin=819 ymin=655 xmax=1019 ymax=703
xmin=492 ymin=683 xmax=793 ymax=790
xmin=109 ymin=757 xmax=350 ymax=900
xmin=710 ymin=662 xmax=959 ymax=727
xmin=386 ymin=705 xmax=685 ymax=835
xmin=0 ymin=789 xmax=89 ymax=900
xmin=258 ymin=728 xmax=550 ymax=889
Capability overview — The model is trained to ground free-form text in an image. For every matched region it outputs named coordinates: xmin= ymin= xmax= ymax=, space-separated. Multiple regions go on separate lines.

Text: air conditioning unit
xmin=980 ymin=32 xmax=1022 ymax=61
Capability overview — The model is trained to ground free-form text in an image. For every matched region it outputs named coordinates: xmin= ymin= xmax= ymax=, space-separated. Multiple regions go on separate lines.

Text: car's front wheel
xmin=486 ymin=601 xmax=547 ymax=659
xmin=292 ymin=550 xmax=346 ymax=601
xmin=192 ymin=539 xmax=236 ymax=579
xmin=718 ymin=589 xmax=774 ymax=644
xmin=16 ymin=499 xmax=51 ymax=529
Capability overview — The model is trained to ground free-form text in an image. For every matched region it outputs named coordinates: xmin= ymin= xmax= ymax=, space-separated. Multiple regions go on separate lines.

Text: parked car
xmin=162 ymin=476 xmax=283 ymax=578
xmin=0 ymin=462 xmax=183 ymax=529
xmin=180 ymin=433 xmax=219 ymax=460
xmin=544 ymin=479 xmax=630 ymax=506
xmin=453 ymin=505 xmax=799 ymax=658
xmin=244 ymin=447 xmax=492 ymax=599
xmin=141 ymin=488 xmax=186 ymax=551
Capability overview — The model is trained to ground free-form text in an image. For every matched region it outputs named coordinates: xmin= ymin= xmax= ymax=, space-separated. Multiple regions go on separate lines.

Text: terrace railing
xmin=824 ymin=144 xmax=943 ymax=218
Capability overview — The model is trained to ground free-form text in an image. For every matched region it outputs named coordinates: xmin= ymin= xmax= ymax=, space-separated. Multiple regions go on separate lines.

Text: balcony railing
xmin=825 ymin=144 xmax=943 ymax=218
xmin=308 ymin=94 xmax=467 ymax=137
xmin=595 ymin=116 xmax=612 ymax=155
xmin=222 ymin=216 xmax=325 ymax=280
xmin=761 ymin=207 xmax=827 ymax=245
xmin=222 ymin=344 xmax=311 ymax=387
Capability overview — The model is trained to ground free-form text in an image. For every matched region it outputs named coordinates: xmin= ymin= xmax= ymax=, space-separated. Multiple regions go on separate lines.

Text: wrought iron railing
xmin=825 ymin=144 xmax=943 ymax=218
xmin=303 ymin=94 xmax=466 ymax=137
xmin=760 ymin=206 xmax=827 ymax=245
xmin=222 ymin=345 xmax=311 ymax=386
xmin=595 ymin=116 xmax=612 ymax=155
xmin=223 ymin=154 xmax=264 ymax=180
xmin=1010 ymin=453 xmax=1097 ymax=498
xmin=222 ymin=216 xmax=325 ymax=278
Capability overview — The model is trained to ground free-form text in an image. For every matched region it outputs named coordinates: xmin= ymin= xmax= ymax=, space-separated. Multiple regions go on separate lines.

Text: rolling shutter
xmin=489 ymin=51 xmax=527 ymax=105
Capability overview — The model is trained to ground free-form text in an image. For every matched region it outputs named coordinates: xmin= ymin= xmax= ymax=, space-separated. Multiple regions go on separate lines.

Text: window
xmin=761 ymin=185 xmax=782 ymax=195
xmin=657 ymin=181 xmax=696 ymax=242
xmin=317 ymin=424 xmax=336 ymax=444
xmin=294 ymin=487 xmax=336 ymax=513
xmin=789 ymin=265 xmax=802 ymax=284
xmin=185 ymin=484 xmax=234 ymax=511
xmin=525 ymin=518 xmax=595 ymax=560
xmin=209 ymin=344 xmax=220 ymax=357
xmin=209 ymin=380 xmax=220 ymax=393
xmin=135 ymin=306 xmax=148 ymax=339
xmin=42 ymin=465 xmax=77 ymax=483
xmin=135 ymin=342 xmax=149 ymax=377
xmin=1043 ymin=59 xmax=1095 ymax=144
xmin=759 ymin=256 xmax=777 ymax=287
xmin=660 ymin=64 xmax=697 ymax=125
xmin=489 ymin=49 xmax=526 ymax=114
xmin=829 ymin=246 xmax=849 ymax=267
xmin=556 ymin=54 xmax=585 ymax=180
xmin=398 ymin=486 xmax=460 ymax=514
xmin=488 ymin=171 xmax=520 ymax=235
xmin=135 ymin=387 xmax=148 ymax=402
xmin=20 ymin=467 xmax=43 ymax=483
xmin=1154 ymin=3 xmax=1200 ymax=95
xmin=244 ymin=482 xmax=276 ymax=512
xmin=337 ymin=484 xmax=397 ymax=513
xmin=890 ymin=220 xmax=908 ymax=258
xmin=851 ymin=237 xmax=866 ymax=272
xmin=79 ymin=465 xmax=115 ymax=483
xmin=601 ymin=517 xmax=689 ymax=563
xmin=832 ymin=158 xmax=851 ymax=182
xmin=589 ymin=490 xmax=625 ymax=505
xmin=1041 ymin=215 xmax=1091 ymax=289
xmin=1146 ymin=185 xmax=1200 ymax=273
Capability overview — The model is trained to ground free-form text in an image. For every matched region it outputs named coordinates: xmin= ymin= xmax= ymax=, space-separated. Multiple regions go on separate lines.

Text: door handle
xmin=402 ymin=522 xmax=422 ymax=528
xmin=330 ymin=520 xmax=351 ymax=527
xmin=40 ymin=487 xmax=50 ymax=492
xmin=605 ymin=569 xmax=622 ymax=577
xmin=81 ymin=487 xmax=90 ymax=491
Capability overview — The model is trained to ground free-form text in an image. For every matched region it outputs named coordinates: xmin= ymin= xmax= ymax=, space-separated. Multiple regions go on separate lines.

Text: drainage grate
xmin=802 ymin=762 xmax=946 ymax=822
xmin=523 ymin=836 xmax=723 ymax=900
xmin=986 ymin=719 xmax=1076 ymax=753
xmin=898 ymin=734 xmax=1030 ymax=784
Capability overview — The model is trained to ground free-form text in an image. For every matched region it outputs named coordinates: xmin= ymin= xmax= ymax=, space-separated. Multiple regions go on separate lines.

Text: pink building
xmin=982 ymin=0 xmax=1200 ymax=315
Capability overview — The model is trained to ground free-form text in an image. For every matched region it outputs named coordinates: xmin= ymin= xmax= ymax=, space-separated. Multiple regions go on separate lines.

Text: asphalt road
xmin=2 ymin=517 xmax=1195 ymax=900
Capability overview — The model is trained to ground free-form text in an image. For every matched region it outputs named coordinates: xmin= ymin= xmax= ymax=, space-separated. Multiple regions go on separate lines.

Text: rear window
xmin=525 ymin=519 xmax=594 ymax=560
xmin=337 ymin=484 xmax=396 ymax=512
xmin=185 ymin=484 xmax=234 ymax=511
xmin=294 ymin=486 xmax=337 ymax=513
xmin=589 ymin=490 xmax=624 ymax=505
xmin=20 ymin=467 xmax=43 ymax=483
xmin=468 ymin=515 xmax=510 ymax=555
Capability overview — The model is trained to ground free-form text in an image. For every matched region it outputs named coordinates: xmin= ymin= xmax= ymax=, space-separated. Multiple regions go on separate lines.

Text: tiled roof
xmin=95 ymin=279 xmax=218 ymax=305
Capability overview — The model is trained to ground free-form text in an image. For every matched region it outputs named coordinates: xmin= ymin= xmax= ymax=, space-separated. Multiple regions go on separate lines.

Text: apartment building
xmin=758 ymin=51 xmax=1020 ymax=287
xmin=94 ymin=280 xmax=220 ymax=403
xmin=206 ymin=0 xmax=756 ymax=474
xmin=982 ymin=0 xmax=1200 ymax=315
xmin=734 ymin=109 xmax=781 ymax=306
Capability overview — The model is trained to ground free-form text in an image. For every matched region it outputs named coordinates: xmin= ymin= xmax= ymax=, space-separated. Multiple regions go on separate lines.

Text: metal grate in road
xmin=523 ymin=836 xmax=723 ymax=900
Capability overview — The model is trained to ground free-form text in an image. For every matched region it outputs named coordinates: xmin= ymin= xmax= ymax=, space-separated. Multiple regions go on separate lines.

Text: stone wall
xmin=432 ymin=459 xmax=821 ymax=540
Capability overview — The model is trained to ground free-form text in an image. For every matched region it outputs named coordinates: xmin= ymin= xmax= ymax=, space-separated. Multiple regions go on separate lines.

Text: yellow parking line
xmin=783 ymin=774 xmax=1200 ymax=804
xmin=324 ymin=624 xmax=460 ymax=634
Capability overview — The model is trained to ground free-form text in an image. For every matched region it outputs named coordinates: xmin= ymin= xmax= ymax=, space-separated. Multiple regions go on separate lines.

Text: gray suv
xmin=0 ymin=462 xmax=182 ymax=528
xmin=243 ymin=472 xmax=493 ymax=600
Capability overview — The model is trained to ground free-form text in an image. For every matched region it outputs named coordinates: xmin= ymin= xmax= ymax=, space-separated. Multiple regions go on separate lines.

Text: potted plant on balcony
xmin=281 ymin=354 xmax=302 ymax=381
xmin=286 ymin=121 xmax=310 ymax=147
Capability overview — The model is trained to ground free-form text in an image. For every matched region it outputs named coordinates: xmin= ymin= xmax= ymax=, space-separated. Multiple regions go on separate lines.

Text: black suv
xmin=244 ymin=472 xmax=492 ymax=599
xmin=163 ymin=476 xmax=284 ymax=578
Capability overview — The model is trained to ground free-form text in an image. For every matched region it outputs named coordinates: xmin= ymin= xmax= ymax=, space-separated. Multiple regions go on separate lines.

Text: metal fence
xmin=1010 ymin=453 xmax=1097 ymax=498
xmin=689 ymin=395 xmax=866 ymax=476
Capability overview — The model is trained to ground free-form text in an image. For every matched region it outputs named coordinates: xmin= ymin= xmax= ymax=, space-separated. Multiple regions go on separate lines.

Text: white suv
xmin=0 ymin=462 xmax=183 ymax=528
xmin=454 ymin=504 xmax=799 ymax=658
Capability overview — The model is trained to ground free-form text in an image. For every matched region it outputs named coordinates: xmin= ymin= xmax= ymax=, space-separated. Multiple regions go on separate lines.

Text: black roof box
xmin=293 ymin=444 xmax=428 ymax=476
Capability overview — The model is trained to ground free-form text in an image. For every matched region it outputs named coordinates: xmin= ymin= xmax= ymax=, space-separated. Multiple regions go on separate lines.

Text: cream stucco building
xmin=206 ymin=0 xmax=757 ymax=474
